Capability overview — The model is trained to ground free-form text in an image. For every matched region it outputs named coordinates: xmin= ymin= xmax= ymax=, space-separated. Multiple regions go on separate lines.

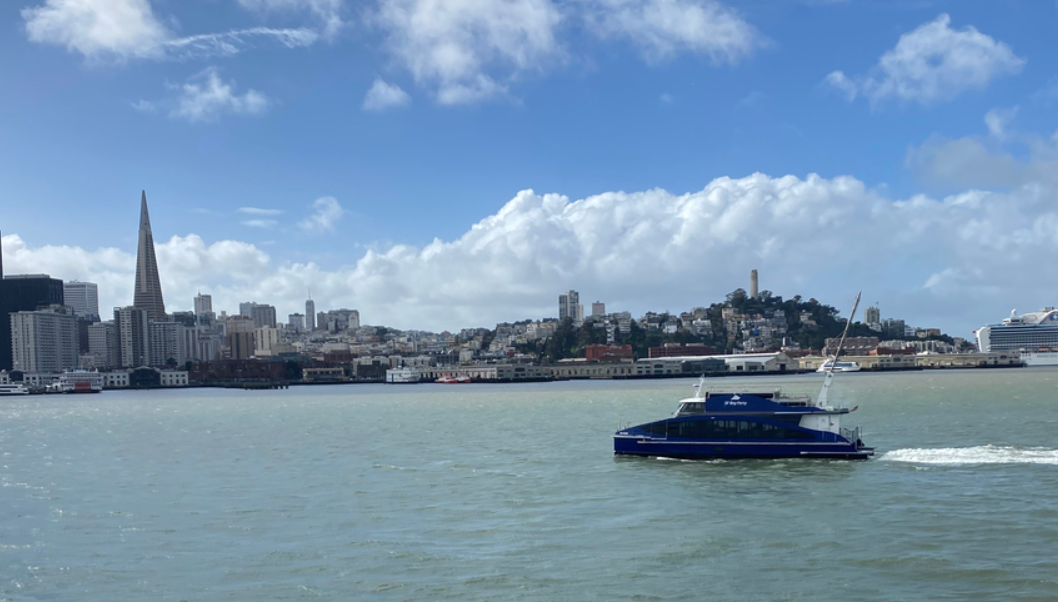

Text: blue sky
xmin=2 ymin=0 xmax=1058 ymax=335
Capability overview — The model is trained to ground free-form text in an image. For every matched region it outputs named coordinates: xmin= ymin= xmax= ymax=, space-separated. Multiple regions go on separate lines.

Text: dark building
xmin=0 ymin=236 xmax=65 ymax=370
xmin=648 ymin=343 xmax=718 ymax=359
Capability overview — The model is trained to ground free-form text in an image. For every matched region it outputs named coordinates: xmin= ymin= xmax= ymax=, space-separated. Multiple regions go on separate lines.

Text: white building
xmin=10 ymin=306 xmax=78 ymax=373
xmin=254 ymin=326 xmax=280 ymax=356
xmin=63 ymin=281 xmax=99 ymax=318
xmin=160 ymin=370 xmax=189 ymax=387
xmin=194 ymin=293 xmax=212 ymax=316
xmin=559 ymin=290 xmax=579 ymax=322
xmin=104 ymin=371 xmax=130 ymax=388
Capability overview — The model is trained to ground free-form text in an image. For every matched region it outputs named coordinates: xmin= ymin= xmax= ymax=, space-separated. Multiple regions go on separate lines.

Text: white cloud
xmin=242 ymin=219 xmax=278 ymax=228
xmin=238 ymin=207 xmax=283 ymax=215
xmin=22 ymin=0 xmax=319 ymax=61
xmin=168 ymin=68 xmax=270 ymax=123
xmin=906 ymin=114 xmax=1058 ymax=190
xmin=984 ymin=106 xmax=1018 ymax=139
xmin=826 ymin=14 xmax=1024 ymax=105
xmin=236 ymin=0 xmax=344 ymax=37
xmin=131 ymin=99 xmax=156 ymax=112
xmin=298 ymin=197 xmax=344 ymax=232
xmin=362 ymin=78 xmax=412 ymax=111
xmin=584 ymin=0 xmax=763 ymax=63
xmin=8 ymin=173 xmax=1058 ymax=333
xmin=372 ymin=0 xmax=563 ymax=104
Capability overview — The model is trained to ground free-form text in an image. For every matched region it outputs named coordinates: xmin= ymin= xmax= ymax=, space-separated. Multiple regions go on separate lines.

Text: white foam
xmin=881 ymin=445 xmax=1058 ymax=466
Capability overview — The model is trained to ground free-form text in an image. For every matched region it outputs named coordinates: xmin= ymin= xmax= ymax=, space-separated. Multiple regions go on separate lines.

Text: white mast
xmin=817 ymin=291 xmax=861 ymax=408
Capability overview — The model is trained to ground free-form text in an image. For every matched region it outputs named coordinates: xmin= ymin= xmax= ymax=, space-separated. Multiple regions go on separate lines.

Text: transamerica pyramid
xmin=134 ymin=190 xmax=167 ymax=321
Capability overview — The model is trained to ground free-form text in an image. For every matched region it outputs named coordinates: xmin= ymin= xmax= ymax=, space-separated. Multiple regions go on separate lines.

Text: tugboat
xmin=614 ymin=293 xmax=874 ymax=461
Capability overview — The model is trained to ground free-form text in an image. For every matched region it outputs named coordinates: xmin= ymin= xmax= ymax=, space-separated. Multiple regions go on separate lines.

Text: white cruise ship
xmin=976 ymin=309 xmax=1058 ymax=366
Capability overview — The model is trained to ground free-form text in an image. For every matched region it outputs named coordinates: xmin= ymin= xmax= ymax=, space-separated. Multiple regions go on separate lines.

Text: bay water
xmin=3 ymin=369 xmax=1058 ymax=601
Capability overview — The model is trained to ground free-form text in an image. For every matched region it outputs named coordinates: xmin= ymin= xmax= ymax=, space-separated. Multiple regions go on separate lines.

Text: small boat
xmin=614 ymin=292 xmax=873 ymax=461
xmin=816 ymin=360 xmax=861 ymax=373
xmin=0 ymin=383 xmax=30 ymax=396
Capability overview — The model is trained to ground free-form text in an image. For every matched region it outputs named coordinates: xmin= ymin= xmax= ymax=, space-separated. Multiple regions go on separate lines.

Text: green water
xmin=2 ymin=369 xmax=1057 ymax=600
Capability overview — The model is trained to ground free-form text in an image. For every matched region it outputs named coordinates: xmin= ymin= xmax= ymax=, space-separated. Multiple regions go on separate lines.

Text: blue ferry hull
xmin=613 ymin=437 xmax=873 ymax=460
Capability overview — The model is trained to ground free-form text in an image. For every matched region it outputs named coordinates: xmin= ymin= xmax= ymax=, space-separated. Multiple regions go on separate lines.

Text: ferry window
xmin=667 ymin=422 xmax=680 ymax=437
xmin=647 ymin=423 xmax=667 ymax=437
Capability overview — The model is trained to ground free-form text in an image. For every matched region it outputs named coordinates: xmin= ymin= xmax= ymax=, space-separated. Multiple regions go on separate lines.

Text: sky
xmin=2 ymin=0 xmax=1058 ymax=336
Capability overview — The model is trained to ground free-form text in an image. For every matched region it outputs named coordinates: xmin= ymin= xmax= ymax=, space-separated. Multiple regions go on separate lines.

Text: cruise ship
xmin=976 ymin=309 xmax=1058 ymax=366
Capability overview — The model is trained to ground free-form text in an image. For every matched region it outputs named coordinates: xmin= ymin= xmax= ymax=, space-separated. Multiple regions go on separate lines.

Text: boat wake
xmin=881 ymin=445 xmax=1058 ymax=466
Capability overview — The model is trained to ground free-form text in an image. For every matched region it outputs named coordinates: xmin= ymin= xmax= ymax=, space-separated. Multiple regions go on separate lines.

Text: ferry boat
xmin=816 ymin=360 xmax=861 ymax=373
xmin=58 ymin=370 xmax=104 ymax=393
xmin=385 ymin=367 xmax=422 ymax=384
xmin=614 ymin=292 xmax=873 ymax=461
xmin=976 ymin=309 xmax=1058 ymax=366
xmin=0 ymin=383 xmax=30 ymax=396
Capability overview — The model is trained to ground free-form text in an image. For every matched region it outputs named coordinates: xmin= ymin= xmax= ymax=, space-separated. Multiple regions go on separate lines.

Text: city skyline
xmin=3 ymin=2 xmax=1058 ymax=334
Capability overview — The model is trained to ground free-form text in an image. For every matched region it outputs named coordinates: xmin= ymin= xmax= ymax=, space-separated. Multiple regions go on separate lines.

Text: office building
xmin=194 ymin=293 xmax=212 ymax=316
xmin=239 ymin=302 xmax=257 ymax=317
xmin=591 ymin=302 xmax=606 ymax=318
xmin=63 ymin=281 xmax=99 ymax=318
xmin=10 ymin=305 xmax=78 ymax=373
xmin=288 ymin=313 xmax=305 ymax=330
xmin=250 ymin=304 xmax=277 ymax=328
xmin=133 ymin=191 xmax=167 ymax=321
xmin=225 ymin=315 xmax=256 ymax=360
xmin=0 ymin=268 xmax=65 ymax=371
xmin=115 ymin=306 xmax=150 ymax=368
xmin=254 ymin=326 xmax=280 ymax=356
xmin=306 ymin=297 xmax=316 ymax=330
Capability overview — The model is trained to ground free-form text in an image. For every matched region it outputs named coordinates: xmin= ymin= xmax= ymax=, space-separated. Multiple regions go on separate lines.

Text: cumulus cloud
xmin=7 ymin=174 xmax=1058 ymax=333
xmin=906 ymin=113 xmax=1058 ymax=190
xmin=584 ymin=0 xmax=763 ymax=63
xmin=373 ymin=0 xmax=563 ymax=104
xmin=22 ymin=0 xmax=318 ymax=61
xmin=362 ymin=78 xmax=412 ymax=111
xmin=825 ymin=14 xmax=1024 ymax=105
xmin=298 ymin=197 xmax=344 ymax=232
xmin=167 ymin=68 xmax=270 ymax=123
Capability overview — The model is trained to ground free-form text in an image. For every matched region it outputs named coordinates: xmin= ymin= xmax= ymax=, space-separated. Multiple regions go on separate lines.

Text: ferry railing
xmin=840 ymin=427 xmax=861 ymax=445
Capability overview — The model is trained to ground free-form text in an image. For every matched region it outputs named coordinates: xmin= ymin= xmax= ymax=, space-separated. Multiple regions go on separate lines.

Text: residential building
xmin=225 ymin=315 xmax=256 ymax=360
xmin=115 ymin=306 xmax=150 ymax=368
xmin=88 ymin=321 xmax=120 ymax=369
xmin=63 ymin=281 xmax=99 ymax=318
xmin=10 ymin=305 xmax=78 ymax=373
xmin=288 ymin=313 xmax=305 ymax=330
xmin=254 ymin=326 xmax=280 ymax=356
xmin=559 ymin=290 xmax=579 ymax=322
xmin=864 ymin=306 xmax=881 ymax=330
xmin=591 ymin=302 xmax=606 ymax=318
xmin=133 ymin=191 xmax=167 ymax=321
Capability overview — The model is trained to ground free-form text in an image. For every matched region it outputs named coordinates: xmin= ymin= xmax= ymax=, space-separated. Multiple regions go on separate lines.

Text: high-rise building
xmin=10 ymin=305 xmax=78 ymax=373
xmin=0 ymin=269 xmax=65 ymax=371
xmin=306 ymin=297 xmax=316 ymax=330
xmin=115 ymin=306 xmax=150 ymax=368
xmin=63 ymin=281 xmax=99 ymax=318
xmin=88 ymin=321 xmax=120 ymax=369
xmin=194 ymin=293 xmax=212 ymax=316
xmin=149 ymin=321 xmax=180 ymax=367
xmin=559 ymin=290 xmax=579 ymax=322
xmin=250 ymin=304 xmax=277 ymax=328
xmin=288 ymin=313 xmax=305 ymax=330
xmin=225 ymin=315 xmax=256 ymax=360
xmin=133 ymin=191 xmax=166 ymax=321
xmin=239 ymin=302 xmax=257 ymax=317
xmin=591 ymin=302 xmax=606 ymax=317
xmin=254 ymin=326 xmax=280 ymax=356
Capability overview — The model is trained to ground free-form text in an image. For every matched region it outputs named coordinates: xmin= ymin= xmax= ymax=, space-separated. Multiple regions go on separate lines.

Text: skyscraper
xmin=194 ymin=293 xmax=212 ymax=316
xmin=63 ymin=281 xmax=99 ymax=318
xmin=133 ymin=191 xmax=166 ymax=322
xmin=10 ymin=305 xmax=78 ymax=373
xmin=559 ymin=290 xmax=579 ymax=322
xmin=115 ymin=306 xmax=150 ymax=368
xmin=0 ymin=234 xmax=65 ymax=370
xmin=306 ymin=297 xmax=316 ymax=330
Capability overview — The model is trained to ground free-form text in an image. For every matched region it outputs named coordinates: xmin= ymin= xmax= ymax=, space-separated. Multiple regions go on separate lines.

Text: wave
xmin=881 ymin=445 xmax=1058 ymax=466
